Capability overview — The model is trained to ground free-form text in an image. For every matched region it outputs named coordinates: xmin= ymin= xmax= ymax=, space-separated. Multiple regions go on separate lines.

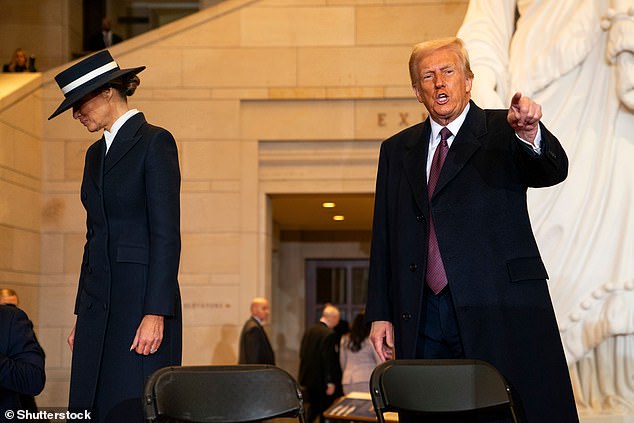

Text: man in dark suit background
xmin=88 ymin=17 xmax=123 ymax=51
xmin=365 ymin=37 xmax=578 ymax=422
xmin=0 ymin=304 xmax=45 ymax=416
xmin=298 ymin=304 xmax=340 ymax=423
xmin=238 ymin=297 xmax=275 ymax=365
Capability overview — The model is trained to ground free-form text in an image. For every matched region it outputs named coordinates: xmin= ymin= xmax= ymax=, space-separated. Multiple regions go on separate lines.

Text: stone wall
xmin=0 ymin=74 xmax=42 ymax=321
xmin=6 ymin=0 xmax=470 ymax=408
xmin=0 ymin=0 xmax=83 ymax=71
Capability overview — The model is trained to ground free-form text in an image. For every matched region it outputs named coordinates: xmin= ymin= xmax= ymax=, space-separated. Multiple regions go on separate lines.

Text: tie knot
xmin=440 ymin=127 xmax=452 ymax=143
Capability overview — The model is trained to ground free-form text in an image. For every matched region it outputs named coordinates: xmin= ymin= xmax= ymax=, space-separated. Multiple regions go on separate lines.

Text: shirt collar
xmin=104 ymin=109 xmax=139 ymax=152
xmin=429 ymin=103 xmax=470 ymax=147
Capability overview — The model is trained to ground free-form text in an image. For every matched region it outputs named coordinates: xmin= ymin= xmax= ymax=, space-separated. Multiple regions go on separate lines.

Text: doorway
xmin=304 ymin=258 xmax=369 ymax=327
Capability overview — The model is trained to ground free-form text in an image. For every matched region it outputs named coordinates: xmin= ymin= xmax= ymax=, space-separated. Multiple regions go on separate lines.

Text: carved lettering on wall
xmin=377 ymin=112 xmax=427 ymax=127
xmin=377 ymin=113 xmax=387 ymax=127
xmin=183 ymin=302 xmax=232 ymax=309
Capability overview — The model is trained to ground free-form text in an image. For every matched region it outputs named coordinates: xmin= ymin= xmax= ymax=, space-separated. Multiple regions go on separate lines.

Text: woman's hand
xmin=130 ymin=314 xmax=164 ymax=355
xmin=68 ymin=321 xmax=76 ymax=352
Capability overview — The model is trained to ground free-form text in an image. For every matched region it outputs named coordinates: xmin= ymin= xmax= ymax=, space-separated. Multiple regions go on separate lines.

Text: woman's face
xmin=72 ymin=90 xmax=112 ymax=132
xmin=15 ymin=50 xmax=26 ymax=66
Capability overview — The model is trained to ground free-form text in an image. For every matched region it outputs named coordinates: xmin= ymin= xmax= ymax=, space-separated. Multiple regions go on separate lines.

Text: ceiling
xmin=271 ymin=194 xmax=374 ymax=232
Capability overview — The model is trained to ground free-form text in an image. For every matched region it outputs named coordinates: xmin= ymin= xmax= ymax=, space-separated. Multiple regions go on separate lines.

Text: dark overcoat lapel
xmin=401 ymin=122 xmax=429 ymax=217
xmin=87 ymin=140 xmax=105 ymax=193
xmin=433 ymin=107 xmax=484 ymax=197
xmin=401 ymin=106 xmax=485 ymax=215
xmin=103 ymin=113 xmax=145 ymax=175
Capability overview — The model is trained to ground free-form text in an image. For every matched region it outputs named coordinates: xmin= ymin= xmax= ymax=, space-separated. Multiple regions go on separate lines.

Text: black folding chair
xmin=370 ymin=359 xmax=521 ymax=422
xmin=144 ymin=364 xmax=305 ymax=422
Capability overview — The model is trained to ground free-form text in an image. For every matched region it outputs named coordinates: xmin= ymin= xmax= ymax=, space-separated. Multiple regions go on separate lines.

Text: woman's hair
xmin=345 ymin=312 xmax=370 ymax=353
xmin=105 ymin=74 xmax=141 ymax=99
xmin=408 ymin=37 xmax=474 ymax=86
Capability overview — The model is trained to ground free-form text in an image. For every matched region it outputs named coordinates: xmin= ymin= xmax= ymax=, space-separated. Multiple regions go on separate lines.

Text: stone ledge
xmin=0 ymin=73 xmax=41 ymax=111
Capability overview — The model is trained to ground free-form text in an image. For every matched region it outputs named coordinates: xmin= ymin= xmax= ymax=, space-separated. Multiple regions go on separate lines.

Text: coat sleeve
xmin=514 ymin=122 xmax=568 ymax=188
xmin=143 ymin=129 xmax=181 ymax=316
xmin=321 ymin=332 xmax=338 ymax=386
xmin=0 ymin=308 xmax=45 ymax=396
xmin=366 ymin=141 xmax=393 ymax=323
xmin=242 ymin=326 xmax=262 ymax=364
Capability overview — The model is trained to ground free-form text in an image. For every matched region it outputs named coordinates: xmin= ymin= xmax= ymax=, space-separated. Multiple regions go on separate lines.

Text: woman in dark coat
xmin=49 ymin=50 xmax=182 ymax=422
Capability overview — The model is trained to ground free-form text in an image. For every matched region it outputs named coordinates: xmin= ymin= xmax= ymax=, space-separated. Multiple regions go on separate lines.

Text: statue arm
xmin=457 ymin=0 xmax=516 ymax=108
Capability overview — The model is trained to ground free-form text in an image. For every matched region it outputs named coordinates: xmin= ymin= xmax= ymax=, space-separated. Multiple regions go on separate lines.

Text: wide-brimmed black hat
xmin=48 ymin=50 xmax=145 ymax=120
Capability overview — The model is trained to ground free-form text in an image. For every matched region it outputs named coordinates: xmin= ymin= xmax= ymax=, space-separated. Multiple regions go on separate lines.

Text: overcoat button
xmin=402 ymin=313 xmax=412 ymax=321
xmin=409 ymin=263 xmax=417 ymax=272
xmin=416 ymin=215 xmax=424 ymax=222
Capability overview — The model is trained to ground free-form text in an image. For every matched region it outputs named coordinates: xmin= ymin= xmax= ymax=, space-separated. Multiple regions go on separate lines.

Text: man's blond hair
xmin=409 ymin=37 xmax=474 ymax=86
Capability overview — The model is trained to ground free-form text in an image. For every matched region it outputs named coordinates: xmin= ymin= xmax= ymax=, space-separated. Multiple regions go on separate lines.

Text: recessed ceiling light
xmin=332 ymin=215 xmax=345 ymax=221
xmin=322 ymin=202 xmax=336 ymax=208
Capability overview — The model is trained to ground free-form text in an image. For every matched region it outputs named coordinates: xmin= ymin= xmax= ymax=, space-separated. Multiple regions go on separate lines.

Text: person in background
xmin=298 ymin=304 xmax=340 ymax=423
xmin=238 ymin=297 xmax=275 ymax=365
xmin=331 ymin=317 xmax=349 ymax=397
xmin=89 ymin=17 xmax=123 ymax=51
xmin=339 ymin=312 xmax=380 ymax=394
xmin=0 ymin=302 xmax=45 ymax=416
xmin=3 ymin=48 xmax=36 ymax=72
xmin=49 ymin=50 xmax=182 ymax=422
xmin=0 ymin=288 xmax=19 ymax=305
xmin=0 ymin=288 xmax=44 ymax=414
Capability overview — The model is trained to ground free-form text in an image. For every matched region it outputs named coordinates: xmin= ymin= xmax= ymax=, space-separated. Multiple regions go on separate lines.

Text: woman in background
xmin=3 ymin=48 xmax=36 ymax=72
xmin=339 ymin=312 xmax=381 ymax=394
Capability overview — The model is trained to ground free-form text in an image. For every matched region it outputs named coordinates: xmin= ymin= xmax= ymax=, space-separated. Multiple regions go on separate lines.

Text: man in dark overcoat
xmin=298 ymin=304 xmax=341 ymax=423
xmin=238 ymin=297 xmax=275 ymax=365
xmin=366 ymin=37 xmax=578 ymax=422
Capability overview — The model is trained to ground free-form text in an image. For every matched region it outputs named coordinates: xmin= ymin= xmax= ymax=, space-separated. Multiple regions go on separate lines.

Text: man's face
xmin=0 ymin=295 xmax=18 ymax=306
xmin=413 ymin=48 xmax=472 ymax=126
xmin=327 ymin=313 xmax=340 ymax=329
xmin=253 ymin=302 xmax=270 ymax=322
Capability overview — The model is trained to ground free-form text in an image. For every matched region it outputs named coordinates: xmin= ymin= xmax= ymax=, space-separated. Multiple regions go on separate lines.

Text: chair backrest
xmin=144 ymin=365 xmax=305 ymax=423
xmin=370 ymin=359 xmax=519 ymax=423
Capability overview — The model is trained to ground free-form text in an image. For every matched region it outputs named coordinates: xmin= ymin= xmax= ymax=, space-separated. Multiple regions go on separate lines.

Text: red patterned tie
xmin=426 ymin=127 xmax=451 ymax=294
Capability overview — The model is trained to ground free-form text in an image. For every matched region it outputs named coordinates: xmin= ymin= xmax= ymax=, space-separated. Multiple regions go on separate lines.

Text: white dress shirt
xmin=104 ymin=109 xmax=139 ymax=154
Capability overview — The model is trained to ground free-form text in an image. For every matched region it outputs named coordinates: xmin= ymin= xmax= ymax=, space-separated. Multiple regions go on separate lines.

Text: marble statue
xmin=457 ymin=0 xmax=634 ymax=414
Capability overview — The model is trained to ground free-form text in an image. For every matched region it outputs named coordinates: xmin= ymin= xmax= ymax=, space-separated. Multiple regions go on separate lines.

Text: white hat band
xmin=61 ymin=61 xmax=119 ymax=95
